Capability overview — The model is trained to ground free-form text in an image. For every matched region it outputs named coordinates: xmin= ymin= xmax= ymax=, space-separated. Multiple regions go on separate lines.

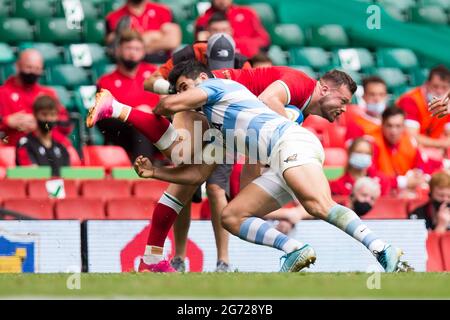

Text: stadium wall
xmin=0 ymin=219 xmax=426 ymax=273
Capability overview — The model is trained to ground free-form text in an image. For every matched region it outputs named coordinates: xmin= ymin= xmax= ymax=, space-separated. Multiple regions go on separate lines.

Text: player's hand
xmin=428 ymin=90 xmax=450 ymax=118
xmin=134 ymin=155 xmax=155 ymax=178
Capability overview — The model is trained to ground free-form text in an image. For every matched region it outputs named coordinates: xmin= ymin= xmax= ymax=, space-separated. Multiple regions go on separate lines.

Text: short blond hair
xmin=429 ymin=171 xmax=450 ymax=193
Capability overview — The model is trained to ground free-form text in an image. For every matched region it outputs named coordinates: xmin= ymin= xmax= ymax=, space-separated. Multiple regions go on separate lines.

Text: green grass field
xmin=0 ymin=273 xmax=449 ymax=299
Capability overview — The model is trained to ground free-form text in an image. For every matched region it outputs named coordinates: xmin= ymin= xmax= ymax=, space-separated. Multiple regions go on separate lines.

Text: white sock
xmin=112 ymin=99 xmax=131 ymax=120
xmin=143 ymin=245 xmax=164 ymax=265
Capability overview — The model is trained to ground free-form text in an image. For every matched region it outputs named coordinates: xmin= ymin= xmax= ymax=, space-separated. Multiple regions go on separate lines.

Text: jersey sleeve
xmin=197 ymin=80 xmax=226 ymax=105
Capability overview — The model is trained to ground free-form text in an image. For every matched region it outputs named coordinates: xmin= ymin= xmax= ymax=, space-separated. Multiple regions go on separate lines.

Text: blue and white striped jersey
xmin=198 ymin=78 xmax=295 ymax=163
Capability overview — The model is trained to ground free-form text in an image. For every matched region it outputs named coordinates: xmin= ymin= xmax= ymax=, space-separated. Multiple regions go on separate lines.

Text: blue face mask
xmin=366 ymin=101 xmax=386 ymax=116
xmin=349 ymin=153 xmax=372 ymax=169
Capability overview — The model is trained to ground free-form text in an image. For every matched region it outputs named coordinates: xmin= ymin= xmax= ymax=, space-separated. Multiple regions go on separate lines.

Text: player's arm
xmin=143 ymin=61 xmax=173 ymax=94
xmin=258 ymin=81 xmax=288 ymax=117
xmin=134 ymin=156 xmax=216 ymax=185
xmin=153 ymin=88 xmax=208 ymax=116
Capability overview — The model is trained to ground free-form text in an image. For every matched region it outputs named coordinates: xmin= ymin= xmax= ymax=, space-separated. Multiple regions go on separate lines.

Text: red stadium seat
xmin=80 ymin=179 xmax=131 ymax=199
xmin=363 ymin=197 xmax=408 ymax=219
xmin=133 ymin=179 xmax=169 ymax=202
xmin=426 ymin=232 xmax=445 ymax=272
xmin=107 ymin=198 xmax=157 ymax=219
xmin=82 ymin=146 xmax=131 ymax=170
xmin=3 ymin=198 xmax=54 ymax=219
xmin=0 ymin=146 xmax=16 ymax=167
xmin=55 ymin=198 xmax=106 ymax=220
xmin=407 ymin=198 xmax=429 ymax=214
xmin=440 ymin=232 xmax=450 ymax=271
xmin=324 ymin=148 xmax=348 ymax=166
xmin=67 ymin=146 xmax=82 ymax=166
xmin=0 ymin=179 xmax=26 ymax=199
xmin=27 ymin=179 xmax=79 ymax=199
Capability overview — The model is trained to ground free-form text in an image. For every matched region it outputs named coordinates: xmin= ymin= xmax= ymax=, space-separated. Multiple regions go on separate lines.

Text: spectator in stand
xmin=0 ymin=49 xmax=71 ymax=147
xmin=249 ymin=52 xmax=273 ymax=68
xmin=195 ymin=0 xmax=270 ymax=58
xmin=330 ymin=137 xmax=393 ymax=196
xmin=345 ymin=76 xmax=388 ymax=142
xmin=350 ymin=177 xmax=381 ymax=217
xmin=16 ymin=96 xmax=71 ymax=177
xmin=369 ymin=106 xmax=441 ymax=190
xmin=105 ymin=0 xmax=181 ymax=63
xmin=409 ymin=171 xmax=450 ymax=232
xmin=144 ymin=32 xmax=250 ymax=95
xmin=397 ymin=65 xmax=450 ymax=150
xmin=97 ymin=29 xmax=160 ymax=161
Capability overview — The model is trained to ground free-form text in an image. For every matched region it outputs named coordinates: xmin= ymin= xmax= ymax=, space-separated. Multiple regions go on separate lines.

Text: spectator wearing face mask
xmin=409 ymin=171 xmax=450 ymax=232
xmin=16 ymin=96 xmax=71 ymax=177
xmin=0 ymin=49 xmax=71 ymax=147
xmin=345 ymin=76 xmax=388 ymax=142
xmin=330 ymin=137 xmax=392 ymax=196
xmin=397 ymin=65 xmax=450 ymax=150
xmin=350 ymin=177 xmax=381 ymax=217
xmin=97 ymin=29 xmax=160 ymax=161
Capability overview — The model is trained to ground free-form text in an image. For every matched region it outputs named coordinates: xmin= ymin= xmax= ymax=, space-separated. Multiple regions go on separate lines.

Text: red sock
xmin=147 ymin=193 xmax=183 ymax=247
xmin=126 ymin=108 xmax=175 ymax=149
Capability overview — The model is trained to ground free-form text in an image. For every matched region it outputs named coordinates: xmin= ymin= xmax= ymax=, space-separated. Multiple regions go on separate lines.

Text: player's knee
xmin=303 ymin=196 xmax=336 ymax=219
xmin=221 ymin=206 xmax=240 ymax=233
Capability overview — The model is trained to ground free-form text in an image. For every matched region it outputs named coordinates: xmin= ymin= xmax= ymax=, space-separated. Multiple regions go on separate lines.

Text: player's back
xmin=213 ymin=66 xmax=298 ymax=96
xmin=198 ymin=78 xmax=294 ymax=162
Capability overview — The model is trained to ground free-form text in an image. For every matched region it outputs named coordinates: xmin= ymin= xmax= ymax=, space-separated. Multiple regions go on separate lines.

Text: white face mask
xmin=366 ymin=101 xmax=386 ymax=116
xmin=349 ymin=152 xmax=372 ymax=169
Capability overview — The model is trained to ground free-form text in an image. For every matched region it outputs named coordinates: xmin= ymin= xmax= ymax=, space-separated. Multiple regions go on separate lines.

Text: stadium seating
xmin=0 ymin=179 xmax=27 ymax=199
xmin=441 ymin=232 xmax=450 ymax=271
xmin=0 ymin=17 xmax=33 ymax=43
xmin=13 ymin=0 xmax=54 ymax=21
xmin=133 ymin=179 xmax=170 ymax=202
xmin=80 ymin=179 xmax=132 ymax=199
xmin=271 ymin=24 xmax=305 ymax=48
xmin=36 ymin=18 xmax=82 ymax=44
xmin=48 ymin=64 xmax=90 ymax=88
xmin=83 ymin=19 xmax=106 ymax=44
xmin=308 ymin=24 xmax=349 ymax=49
xmin=27 ymin=179 xmax=79 ymax=199
xmin=363 ymin=198 xmax=408 ymax=219
xmin=60 ymin=167 xmax=106 ymax=179
xmin=106 ymin=198 xmax=157 ymax=219
xmin=426 ymin=231 xmax=445 ymax=271
xmin=7 ymin=167 xmax=52 ymax=179
xmin=3 ymin=198 xmax=54 ymax=219
xmin=111 ymin=167 xmax=140 ymax=179
xmin=249 ymin=2 xmax=276 ymax=29
xmin=0 ymin=146 xmax=16 ymax=167
xmin=55 ymin=198 xmax=105 ymax=220
xmin=376 ymin=48 xmax=419 ymax=71
xmin=411 ymin=6 xmax=448 ymax=24
xmin=82 ymin=146 xmax=131 ymax=170
xmin=267 ymin=45 xmax=287 ymax=66
xmin=289 ymin=47 xmax=332 ymax=71
xmin=323 ymin=148 xmax=348 ymax=167
xmin=0 ymin=43 xmax=15 ymax=64
xmin=334 ymin=48 xmax=375 ymax=73
xmin=19 ymin=42 xmax=64 ymax=67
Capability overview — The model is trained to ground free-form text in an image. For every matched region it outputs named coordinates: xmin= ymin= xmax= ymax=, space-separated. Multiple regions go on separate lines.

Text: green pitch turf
xmin=0 ymin=273 xmax=449 ymax=299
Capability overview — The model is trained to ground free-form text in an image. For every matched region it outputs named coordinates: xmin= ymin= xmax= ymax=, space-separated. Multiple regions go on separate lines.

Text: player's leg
xmin=221 ymin=172 xmax=316 ymax=272
xmin=283 ymin=164 xmax=412 ymax=272
xmin=139 ymin=109 xmax=210 ymax=272
xmin=207 ymin=183 xmax=230 ymax=272
xmin=86 ymin=89 xmax=183 ymax=160
xmin=171 ymin=202 xmax=191 ymax=272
